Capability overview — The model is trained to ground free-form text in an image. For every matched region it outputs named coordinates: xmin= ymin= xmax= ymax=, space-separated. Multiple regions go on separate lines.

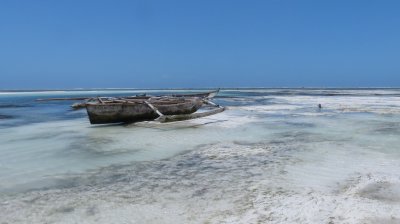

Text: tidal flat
xmin=1 ymin=89 xmax=400 ymax=223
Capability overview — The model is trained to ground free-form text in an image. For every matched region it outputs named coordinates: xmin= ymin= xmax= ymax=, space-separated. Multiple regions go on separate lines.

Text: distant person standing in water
xmin=318 ymin=104 xmax=322 ymax=111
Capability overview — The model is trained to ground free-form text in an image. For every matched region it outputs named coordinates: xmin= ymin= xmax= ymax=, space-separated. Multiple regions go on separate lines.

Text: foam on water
xmin=1 ymin=89 xmax=400 ymax=223
xmin=274 ymin=95 xmax=400 ymax=114
xmin=0 ymin=108 xmax=269 ymax=193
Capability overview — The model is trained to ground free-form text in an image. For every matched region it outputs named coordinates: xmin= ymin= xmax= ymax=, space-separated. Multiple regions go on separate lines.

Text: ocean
xmin=1 ymin=88 xmax=400 ymax=223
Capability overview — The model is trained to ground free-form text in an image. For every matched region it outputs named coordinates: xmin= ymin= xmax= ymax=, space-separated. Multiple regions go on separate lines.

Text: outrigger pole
xmin=144 ymin=101 xmax=164 ymax=117
xmin=144 ymin=99 xmax=225 ymax=123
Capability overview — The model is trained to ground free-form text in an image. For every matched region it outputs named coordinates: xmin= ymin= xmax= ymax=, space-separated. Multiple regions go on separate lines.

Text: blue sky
xmin=1 ymin=0 xmax=400 ymax=89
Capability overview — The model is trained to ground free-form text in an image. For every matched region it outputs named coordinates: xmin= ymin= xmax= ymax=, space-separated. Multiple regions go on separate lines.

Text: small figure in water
xmin=318 ymin=104 xmax=322 ymax=109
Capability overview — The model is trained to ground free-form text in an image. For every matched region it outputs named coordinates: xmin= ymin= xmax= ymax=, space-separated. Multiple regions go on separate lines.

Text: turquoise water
xmin=1 ymin=89 xmax=400 ymax=223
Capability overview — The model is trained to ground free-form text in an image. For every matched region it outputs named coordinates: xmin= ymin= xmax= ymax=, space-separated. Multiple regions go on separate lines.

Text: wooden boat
xmin=85 ymin=96 xmax=224 ymax=124
xmin=35 ymin=90 xmax=225 ymax=124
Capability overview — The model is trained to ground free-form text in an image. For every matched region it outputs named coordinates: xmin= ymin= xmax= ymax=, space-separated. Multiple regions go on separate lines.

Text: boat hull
xmin=85 ymin=98 xmax=203 ymax=124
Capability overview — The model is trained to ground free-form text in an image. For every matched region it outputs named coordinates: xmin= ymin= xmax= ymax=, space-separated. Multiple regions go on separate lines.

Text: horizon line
xmin=1 ymin=86 xmax=400 ymax=92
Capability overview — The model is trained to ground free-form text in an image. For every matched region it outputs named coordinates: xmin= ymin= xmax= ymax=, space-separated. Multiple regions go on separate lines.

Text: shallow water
xmin=1 ymin=88 xmax=400 ymax=223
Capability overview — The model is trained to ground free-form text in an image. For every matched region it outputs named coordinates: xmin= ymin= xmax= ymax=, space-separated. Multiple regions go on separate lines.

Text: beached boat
xmin=36 ymin=90 xmax=225 ymax=124
xmin=85 ymin=96 xmax=224 ymax=124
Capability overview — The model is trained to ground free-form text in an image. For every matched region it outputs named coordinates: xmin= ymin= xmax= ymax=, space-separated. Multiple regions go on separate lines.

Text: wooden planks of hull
xmin=85 ymin=97 xmax=204 ymax=124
